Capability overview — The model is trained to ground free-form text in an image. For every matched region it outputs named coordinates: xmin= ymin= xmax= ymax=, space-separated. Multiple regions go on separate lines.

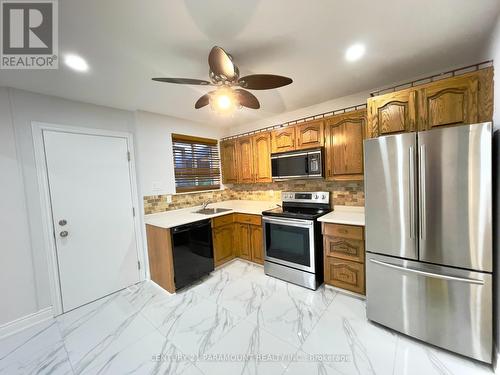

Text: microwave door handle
xmin=305 ymin=155 xmax=309 ymax=174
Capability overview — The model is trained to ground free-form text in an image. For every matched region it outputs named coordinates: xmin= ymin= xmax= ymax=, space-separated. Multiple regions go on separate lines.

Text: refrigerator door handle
xmin=408 ymin=146 xmax=415 ymax=239
xmin=369 ymin=259 xmax=484 ymax=285
xmin=418 ymin=144 xmax=426 ymax=239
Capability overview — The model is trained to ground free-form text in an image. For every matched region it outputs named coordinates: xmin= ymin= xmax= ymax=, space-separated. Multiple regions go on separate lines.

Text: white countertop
xmin=317 ymin=205 xmax=365 ymax=226
xmin=144 ymin=200 xmax=279 ymax=229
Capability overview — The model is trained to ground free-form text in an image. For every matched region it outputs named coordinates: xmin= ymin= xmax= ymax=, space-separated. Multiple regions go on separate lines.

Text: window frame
xmin=171 ymin=133 xmax=221 ymax=193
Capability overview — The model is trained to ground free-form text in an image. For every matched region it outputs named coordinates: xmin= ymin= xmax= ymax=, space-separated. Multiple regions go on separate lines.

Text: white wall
xmin=0 ymin=88 xmax=39 ymax=326
xmin=229 ymin=91 xmax=370 ymax=136
xmin=135 ymin=111 xmax=228 ymax=196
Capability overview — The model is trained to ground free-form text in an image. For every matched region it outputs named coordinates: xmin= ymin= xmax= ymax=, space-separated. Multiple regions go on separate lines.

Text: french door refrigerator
xmin=364 ymin=122 xmax=493 ymax=363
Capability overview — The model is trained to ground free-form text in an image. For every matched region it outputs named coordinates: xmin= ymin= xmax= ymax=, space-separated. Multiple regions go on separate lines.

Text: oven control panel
xmin=282 ymin=191 xmax=329 ymax=204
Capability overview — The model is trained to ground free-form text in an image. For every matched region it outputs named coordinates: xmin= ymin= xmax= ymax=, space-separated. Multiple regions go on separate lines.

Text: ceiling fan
xmin=152 ymin=46 xmax=293 ymax=114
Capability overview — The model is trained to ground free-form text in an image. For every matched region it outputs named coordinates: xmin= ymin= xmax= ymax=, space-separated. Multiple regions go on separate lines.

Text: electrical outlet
xmin=166 ymin=195 xmax=172 ymax=204
xmin=268 ymin=190 xmax=274 ymax=197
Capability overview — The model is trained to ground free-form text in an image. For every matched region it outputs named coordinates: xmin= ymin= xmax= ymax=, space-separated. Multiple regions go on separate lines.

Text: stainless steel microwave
xmin=271 ymin=148 xmax=324 ymax=180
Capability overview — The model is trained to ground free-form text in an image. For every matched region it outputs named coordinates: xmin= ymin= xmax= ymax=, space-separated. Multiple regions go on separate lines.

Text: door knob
xmin=59 ymin=219 xmax=67 ymax=226
xmin=60 ymin=231 xmax=69 ymax=238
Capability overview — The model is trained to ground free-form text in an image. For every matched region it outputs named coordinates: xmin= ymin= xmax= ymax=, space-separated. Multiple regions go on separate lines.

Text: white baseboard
xmin=0 ymin=307 xmax=53 ymax=340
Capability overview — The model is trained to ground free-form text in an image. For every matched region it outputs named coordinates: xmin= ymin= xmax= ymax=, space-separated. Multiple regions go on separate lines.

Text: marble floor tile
xmin=393 ymin=334 xmax=493 ymax=375
xmin=78 ymin=329 xmax=196 ymax=375
xmin=186 ymin=267 xmax=241 ymax=301
xmin=301 ymin=306 xmax=398 ymax=375
xmin=57 ymin=292 xmax=157 ymax=374
xmin=141 ymin=289 xmax=204 ymax=338
xmin=163 ymin=298 xmax=242 ymax=357
xmin=1 ymin=260 xmax=494 ymax=375
xmin=0 ymin=320 xmax=73 ymax=375
xmin=204 ymin=277 xmax=272 ymax=319
xmin=197 ymin=320 xmax=297 ymax=375
xmin=246 ymin=285 xmax=334 ymax=348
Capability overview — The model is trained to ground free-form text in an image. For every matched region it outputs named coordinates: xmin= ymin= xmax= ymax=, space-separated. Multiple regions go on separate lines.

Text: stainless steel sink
xmin=194 ymin=208 xmax=232 ymax=215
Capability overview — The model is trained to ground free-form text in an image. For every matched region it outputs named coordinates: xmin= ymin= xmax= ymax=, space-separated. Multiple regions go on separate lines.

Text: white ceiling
xmin=1 ymin=0 xmax=499 ymax=127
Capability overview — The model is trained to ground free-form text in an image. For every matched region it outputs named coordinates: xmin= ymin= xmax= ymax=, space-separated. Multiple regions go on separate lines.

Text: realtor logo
xmin=1 ymin=0 xmax=58 ymax=69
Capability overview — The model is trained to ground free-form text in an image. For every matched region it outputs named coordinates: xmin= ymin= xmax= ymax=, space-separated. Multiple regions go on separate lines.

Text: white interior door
xmin=43 ymin=130 xmax=140 ymax=312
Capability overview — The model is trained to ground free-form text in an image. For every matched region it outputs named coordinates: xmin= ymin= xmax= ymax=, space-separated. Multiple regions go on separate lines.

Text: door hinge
xmin=127 ymin=151 xmax=131 ymax=161
xmin=137 ymin=260 xmax=141 ymax=270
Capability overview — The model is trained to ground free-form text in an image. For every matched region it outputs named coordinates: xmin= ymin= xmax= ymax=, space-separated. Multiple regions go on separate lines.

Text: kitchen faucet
xmin=202 ymin=200 xmax=210 ymax=209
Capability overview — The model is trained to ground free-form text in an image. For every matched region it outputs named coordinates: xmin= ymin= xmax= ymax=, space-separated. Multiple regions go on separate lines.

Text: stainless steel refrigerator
xmin=364 ymin=122 xmax=493 ymax=363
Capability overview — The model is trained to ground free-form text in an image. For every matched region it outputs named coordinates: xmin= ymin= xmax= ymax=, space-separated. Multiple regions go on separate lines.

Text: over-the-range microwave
xmin=271 ymin=148 xmax=324 ymax=180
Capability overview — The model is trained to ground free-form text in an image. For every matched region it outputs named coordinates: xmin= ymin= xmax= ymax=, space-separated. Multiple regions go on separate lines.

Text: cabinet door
xmin=271 ymin=127 xmax=295 ymax=153
xmin=295 ymin=120 xmax=324 ymax=150
xmin=213 ymin=224 xmax=234 ymax=266
xmin=235 ymin=223 xmax=251 ymax=260
xmin=325 ymin=110 xmax=365 ymax=180
xmin=324 ymin=257 xmax=365 ymax=295
xmin=419 ymin=74 xmax=479 ymax=131
xmin=236 ymin=137 xmax=254 ymax=183
xmin=367 ymin=89 xmax=417 ymax=138
xmin=250 ymin=225 xmax=264 ymax=264
xmin=220 ymin=140 xmax=238 ymax=184
xmin=252 ymin=132 xmax=272 ymax=183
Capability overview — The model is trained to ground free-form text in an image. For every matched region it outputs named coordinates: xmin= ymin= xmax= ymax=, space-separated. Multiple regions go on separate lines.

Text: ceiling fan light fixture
xmin=209 ymin=87 xmax=240 ymax=116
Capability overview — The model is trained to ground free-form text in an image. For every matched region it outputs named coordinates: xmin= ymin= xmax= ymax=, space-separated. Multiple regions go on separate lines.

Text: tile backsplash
xmin=143 ymin=180 xmax=364 ymax=215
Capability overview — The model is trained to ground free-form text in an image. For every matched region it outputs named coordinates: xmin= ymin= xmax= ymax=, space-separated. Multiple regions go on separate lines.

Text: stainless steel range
xmin=262 ymin=191 xmax=331 ymax=290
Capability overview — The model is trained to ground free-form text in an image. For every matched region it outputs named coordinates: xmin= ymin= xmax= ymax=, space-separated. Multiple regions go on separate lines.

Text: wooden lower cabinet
xmin=212 ymin=214 xmax=264 ymax=266
xmin=324 ymin=257 xmax=365 ymax=295
xmin=146 ymin=224 xmax=175 ymax=293
xmin=213 ymin=224 xmax=235 ymax=266
xmin=235 ymin=223 xmax=251 ymax=260
xmin=234 ymin=214 xmax=264 ymax=264
xmin=250 ymin=225 xmax=264 ymax=264
xmin=323 ymin=223 xmax=365 ymax=295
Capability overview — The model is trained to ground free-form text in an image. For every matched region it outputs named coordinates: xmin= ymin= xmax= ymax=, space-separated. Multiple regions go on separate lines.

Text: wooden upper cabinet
xmin=295 ymin=120 xmax=324 ymax=150
xmin=220 ymin=140 xmax=238 ymax=184
xmin=325 ymin=110 xmax=365 ymax=180
xmin=271 ymin=127 xmax=295 ymax=153
xmin=252 ymin=132 xmax=272 ymax=183
xmin=418 ymin=74 xmax=479 ymax=131
xmin=236 ymin=137 xmax=254 ymax=183
xmin=367 ymin=89 xmax=417 ymax=138
xmin=367 ymin=67 xmax=493 ymax=138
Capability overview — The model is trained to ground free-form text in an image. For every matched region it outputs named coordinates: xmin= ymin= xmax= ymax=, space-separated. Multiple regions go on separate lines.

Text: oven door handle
xmin=262 ymin=216 xmax=314 ymax=227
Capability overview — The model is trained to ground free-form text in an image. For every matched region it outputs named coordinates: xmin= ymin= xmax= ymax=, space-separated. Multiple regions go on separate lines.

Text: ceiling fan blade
xmin=234 ymin=89 xmax=260 ymax=109
xmin=195 ymin=93 xmax=211 ymax=109
xmin=152 ymin=78 xmax=212 ymax=85
xmin=238 ymin=74 xmax=292 ymax=90
xmin=208 ymin=46 xmax=236 ymax=80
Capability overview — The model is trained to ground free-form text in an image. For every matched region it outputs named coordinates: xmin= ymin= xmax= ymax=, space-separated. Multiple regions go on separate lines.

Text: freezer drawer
xmin=366 ymin=253 xmax=492 ymax=363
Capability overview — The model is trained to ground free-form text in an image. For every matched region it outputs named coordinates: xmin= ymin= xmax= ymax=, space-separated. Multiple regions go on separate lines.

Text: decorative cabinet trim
xmin=325 ymin=257 xmax=365 ymax=295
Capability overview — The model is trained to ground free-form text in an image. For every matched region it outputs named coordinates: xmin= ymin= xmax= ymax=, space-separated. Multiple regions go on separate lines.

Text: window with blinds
xmin=172 ymin=134 xmax=221 ymax=193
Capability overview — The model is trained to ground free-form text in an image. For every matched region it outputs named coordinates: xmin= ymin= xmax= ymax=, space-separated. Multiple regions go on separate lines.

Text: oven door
xmin=263 ymin=216 xmax=315 ymax=272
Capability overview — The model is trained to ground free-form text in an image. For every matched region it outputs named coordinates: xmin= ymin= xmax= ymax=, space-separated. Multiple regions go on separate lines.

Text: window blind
xmin=172 ymin=134 xmax=221 ymax=193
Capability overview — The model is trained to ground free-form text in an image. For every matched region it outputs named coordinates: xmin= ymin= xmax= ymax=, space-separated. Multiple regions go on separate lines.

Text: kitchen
xmin=0 ymin=1 xmax=500 ymax=375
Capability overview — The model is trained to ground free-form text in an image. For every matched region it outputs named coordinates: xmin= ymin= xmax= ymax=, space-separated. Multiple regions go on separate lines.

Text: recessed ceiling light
xmin=64 ymin=54 xmax=89 ymax=72
xmin=345 ymin=43 xmax=365 ymax=62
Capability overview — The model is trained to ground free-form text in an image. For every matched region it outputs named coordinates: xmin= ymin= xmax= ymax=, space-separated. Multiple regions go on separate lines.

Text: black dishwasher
xmin=171 ymin=219 xmax=214 ymax=290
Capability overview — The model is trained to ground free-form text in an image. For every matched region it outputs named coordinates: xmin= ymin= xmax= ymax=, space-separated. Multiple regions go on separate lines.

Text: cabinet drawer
xmin=325 ymin=257 xmax=365 ymax=295
xmin=324 ymin=236 xmax=365 ymax=262
xmin=234 ymin=214 xmax=261 ymax=226
xmin=322 ymin=223 xmax=364 ymax=240
xmin=212 ymin=214 xmax=234 ymax=228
